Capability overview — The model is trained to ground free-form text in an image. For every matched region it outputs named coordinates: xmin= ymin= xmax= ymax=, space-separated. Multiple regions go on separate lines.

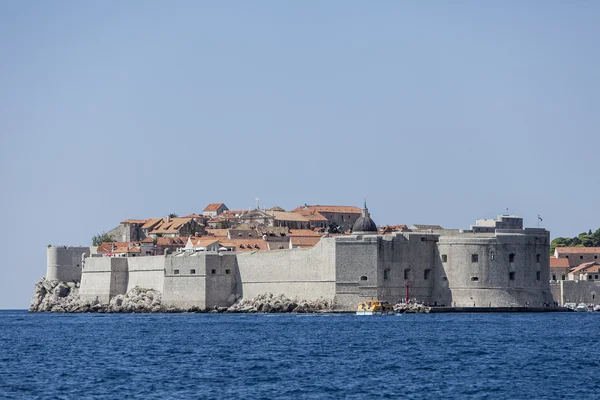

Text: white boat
xmin=575 ymin=303 xmax=588 ymax=312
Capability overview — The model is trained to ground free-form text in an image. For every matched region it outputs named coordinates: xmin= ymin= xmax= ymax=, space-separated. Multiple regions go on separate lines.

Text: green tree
xmin=168 ymin=213 xmax=178 ymax=218
xmin=217 ymin=220 xmax=230 ymax=229
xmin=92 ymin=232 xmax=114 ymax=246
xmin=328 ymin=222 xmax=342 ymax=234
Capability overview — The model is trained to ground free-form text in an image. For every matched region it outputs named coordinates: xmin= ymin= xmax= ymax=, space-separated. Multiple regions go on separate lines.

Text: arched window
xmin=360 ymin=276 xmax=368 ymax=281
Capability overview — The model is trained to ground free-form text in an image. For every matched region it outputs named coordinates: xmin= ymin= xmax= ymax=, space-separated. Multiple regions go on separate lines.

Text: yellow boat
xmin=356 ymin=300 xmax=394 ymax=315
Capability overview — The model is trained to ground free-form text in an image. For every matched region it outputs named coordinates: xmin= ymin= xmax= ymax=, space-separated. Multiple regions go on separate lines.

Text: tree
xmin=328 ymin=222 xmax=342 ymax=234
xmin=92 ymin=232 xmax=114 ymax=246
xmin=168 ymin=213 xmax=178 ymax=218
xmin=217 ymin=220 xmax=230 ymax=229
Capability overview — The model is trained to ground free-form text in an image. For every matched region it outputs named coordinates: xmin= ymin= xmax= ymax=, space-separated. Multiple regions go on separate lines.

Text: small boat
xmin=575 ymin=303 xmax=588 ymax=312
xmin=594 ymin=305 xmax=600 ymax=312
xmin=356 ymin=300 xmax=394 ymax=315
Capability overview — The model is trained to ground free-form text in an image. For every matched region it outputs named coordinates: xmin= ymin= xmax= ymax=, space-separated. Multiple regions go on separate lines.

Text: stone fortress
xmin=43 ymin=203 xmax=554 ymax=311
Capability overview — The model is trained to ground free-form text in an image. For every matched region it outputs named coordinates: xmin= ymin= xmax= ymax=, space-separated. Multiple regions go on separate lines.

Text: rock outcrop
xmin=29 ymin=278 xmax=165 ymax=313
xmin=393 ymin=302 xmax=431 ymax=313
xmin=226 ymin=292 xmax=336 ymax=313
xmin=30 ymin=278 xmax=335 ymax=314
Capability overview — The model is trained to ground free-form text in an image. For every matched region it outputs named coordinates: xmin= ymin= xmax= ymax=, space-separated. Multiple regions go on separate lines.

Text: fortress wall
xmin=551 ymin=281 xmax=600 ymax=306
xmin=335 ymin=236 xmax=379 ymax=307
xmin=236 ymin=238 xmax=336 ymax=301
xmin=46 ymin=246 xmax=91 ymax=282
xmin=162 ymin=254 xmax=208 ymax=309
xmin=79 ymin=257 xmax=128 ymax=303
xmin=126 ymin=256 xmax=165 ymax=292
xmin=205 ymin=253 xmax=237 ymax=307
xmin=387 ymin=233 xmax=437 ymax=304
xmin=437 ymin=232 xmax=552 ymax=307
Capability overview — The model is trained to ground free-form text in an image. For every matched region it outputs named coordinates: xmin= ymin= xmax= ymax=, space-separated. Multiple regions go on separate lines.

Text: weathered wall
xmin=551 ymin=280 xmax=600 ymax=305
xmin=236 ymin=238 xmax=336 ymax=302
xmin=162 ymin=253 xmax=207 ymax=309
xmin=205 ymin=253 xmax=237 ymax=307
xmin=46 ymin=246 xmax=91 ymax=282
xmin=79 ymin=257 xmax=128 ymax=303
xmin=126 ymin=256 xmax=165 ymax=292
xmin=437 ymin=229 xmax=552 ymax=307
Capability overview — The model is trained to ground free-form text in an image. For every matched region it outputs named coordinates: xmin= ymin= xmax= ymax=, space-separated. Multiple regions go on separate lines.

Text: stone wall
xmin=46 ymin=246 xmax=91 ymax=282
xmin=550 ymin=280 xmax=600 ymax=305
xmin=79 ymin=257 xmax=128 ymax=303
xmin=236 ymin=238 xmax=337 ymax=302
xmin=437 ymin=229 xmax=552 ymax=307
xmin=126 ymin=256 xmax=165 ymax=292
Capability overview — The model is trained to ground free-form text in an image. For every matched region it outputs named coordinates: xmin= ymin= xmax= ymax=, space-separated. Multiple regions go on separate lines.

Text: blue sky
xmin=1 ymin=2 xmax=598 ymax=309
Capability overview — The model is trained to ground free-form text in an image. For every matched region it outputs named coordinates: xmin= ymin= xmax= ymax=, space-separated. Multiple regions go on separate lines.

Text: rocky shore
xmin=30 ymin=277 xmax=429 ymax=314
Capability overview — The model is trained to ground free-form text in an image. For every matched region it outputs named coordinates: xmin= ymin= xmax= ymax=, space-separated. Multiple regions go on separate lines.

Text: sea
xmin=1 ymin=311 xmax=599 ymax=399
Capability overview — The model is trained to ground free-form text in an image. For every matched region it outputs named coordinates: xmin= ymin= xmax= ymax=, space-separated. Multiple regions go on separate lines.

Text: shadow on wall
xmin=233 ymin=257 xmax=243 ymax=301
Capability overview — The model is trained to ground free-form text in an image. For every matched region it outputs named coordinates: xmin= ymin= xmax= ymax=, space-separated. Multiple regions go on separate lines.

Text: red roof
xmin=204 ymin=203 xmax=225 ymax=212
xmin=571 ymin=262 xmax=600 ymax=274
xmin=555 ymin=247 xmax=600 ymax=254
xmin=291 ymin=237 xmax=321 ymax=248
xmin=550 ymin=257 xmax=570 ymax=268
xmin=293 ymin=205 xmax=361 ymax=214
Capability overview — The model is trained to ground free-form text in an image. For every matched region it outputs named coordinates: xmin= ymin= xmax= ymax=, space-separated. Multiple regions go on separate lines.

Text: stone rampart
xmin=46 ymin=246 xmax=91 ymax=282
xmin=126 ymin=256 xmax=165 ymax=292
xmin=551 ymin=280 xmax=600 ymax=306
xmin=79 ymin=257 xmax=128 ymax=303
xmin=236 ymin=238 xmax=336 ymax=302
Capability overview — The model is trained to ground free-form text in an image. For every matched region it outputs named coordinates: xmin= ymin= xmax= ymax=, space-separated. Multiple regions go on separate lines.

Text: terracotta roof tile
xmin=293 ymin=205 xmax=361 ymax=214
xmin=550 ymin=257 xmax=570 ymax=268
xmin=571 ymin=262 xmax=600 ymax=274
xmin=556 ymin=247 xmax=600 ymax=254
xmin=288 ymin=229 xmax=322 ymax=237
xmin=203 ymin=203 xmax=226 ymax=212
xmin=291 ymin=237 xmax=321 ymax=248
xmin=267 ymin=211 xmax=309 ymax=222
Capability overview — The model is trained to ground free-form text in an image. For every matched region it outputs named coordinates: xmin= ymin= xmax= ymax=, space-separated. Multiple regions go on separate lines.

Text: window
xmin=509 ymin=272 xmax=515 ymax=281
xmin=442 ymin=254 xmax=448 ymax=262
xmin=595 ymin=255 xmax=598 ymax=259
xmin=490 ymin=251 xmax=495 ymax=261
xmin=211 ymin=269 xmax=216 ymax=274
xmin=536 ymin=271 xmax=541 ymax=281
xmin=580 ymin=255 xmax=584 ymax=260
xmin=226 ymin=269 xmax=231 ymax=274
xmin=442 ymin=276 xmax=448 ymax=281
xmin=471 ymin=277 xmax=479 ymax=281
xmin=471 ymin=254 xmax=479 ymax=263
xmin=562 ymin=274 xmax=566 ymax=280
xmin=596 ymin=275 xmax=599 ymax=280
xmin=536 ymin=254 xmax=541 ymax=263
xmin=404 ymin=269 xmax=410 ymax=280
xmin=383 ymin=269 xmax=390 ymax=280
xmin=509 ymin=254 xmax=515 ymax=263
xmin=190 ymin=269 xmax=196 ymax=274
xmin=360 ymin=276 xmax=368 ymax=281
xmin=588 ymin=275 xmax=592 ymax=280
xmin=424 ymin=269 xmax=431 ymax=280
xmin=566 ymin=255 xmax=569 ymax=259
xmin=174 ymin=269 xmax=179 ymax=275
xmin=552 ymin=274 xmax=556 ymax=281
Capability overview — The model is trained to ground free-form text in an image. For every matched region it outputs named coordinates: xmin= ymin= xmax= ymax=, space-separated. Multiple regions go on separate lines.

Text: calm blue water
xmin=1 ymin=311 xmax=599 ymax=399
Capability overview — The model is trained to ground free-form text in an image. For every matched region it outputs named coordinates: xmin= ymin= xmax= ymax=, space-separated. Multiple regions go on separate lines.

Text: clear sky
xmin=1 ymin=2 xmax=598 ymax=309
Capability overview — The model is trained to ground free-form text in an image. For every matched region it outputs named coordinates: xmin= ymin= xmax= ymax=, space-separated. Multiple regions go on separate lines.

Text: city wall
xmin=236 ymin=239 xmax=337 ymax=301
xmin=46 ymin=246 xmax=91 ymax=282
xmin=550 ymin=280 xmax=600 ymax=305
